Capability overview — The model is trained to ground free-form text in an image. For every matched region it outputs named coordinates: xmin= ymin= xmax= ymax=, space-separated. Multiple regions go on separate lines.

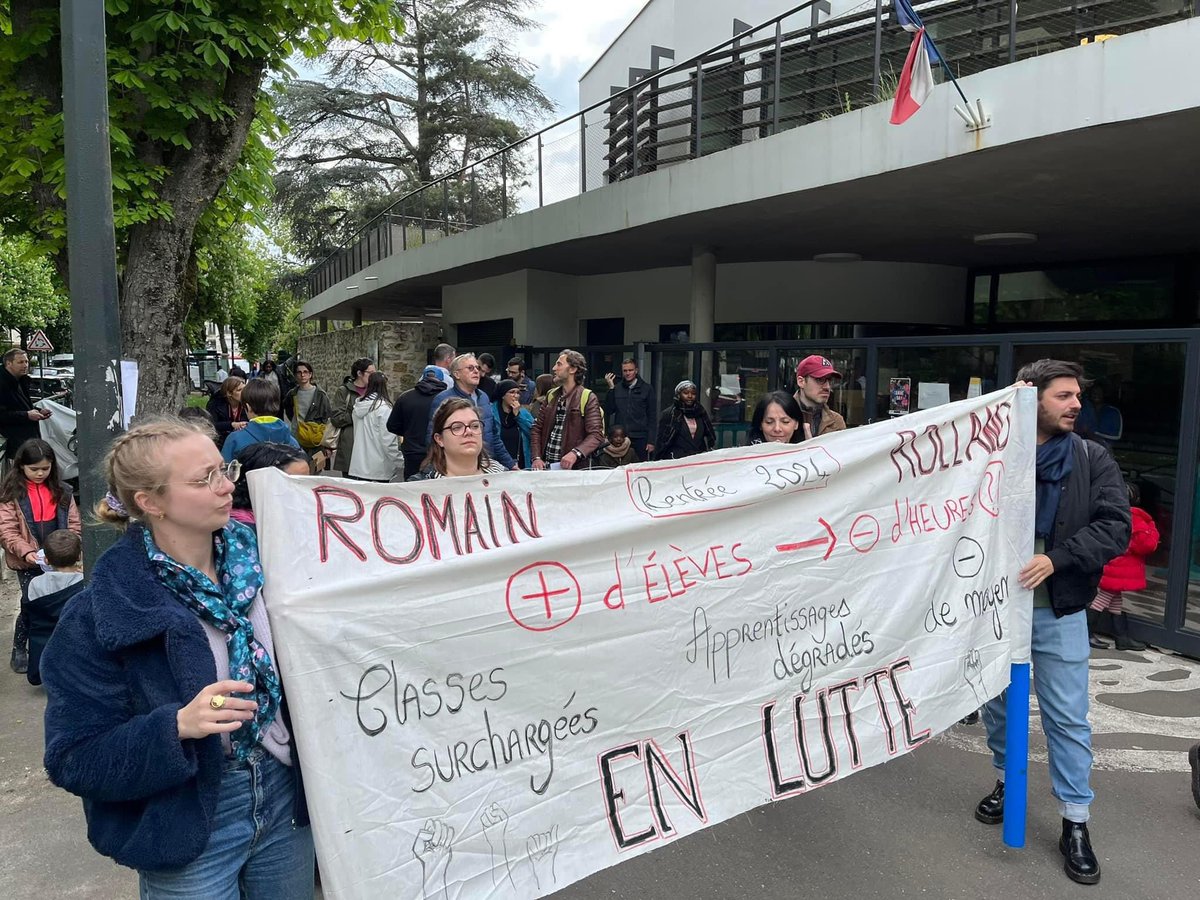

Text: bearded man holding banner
xmin=975 ymin=359 xmax=1130 ymax=885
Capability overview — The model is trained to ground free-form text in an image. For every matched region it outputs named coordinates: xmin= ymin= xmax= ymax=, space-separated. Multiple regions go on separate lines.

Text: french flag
xmin=890 ymin=0 xmax=936 ymax=124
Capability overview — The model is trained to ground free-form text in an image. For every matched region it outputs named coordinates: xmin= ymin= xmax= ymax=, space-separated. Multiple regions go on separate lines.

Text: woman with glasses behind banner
xmin=410 ymin=398 xmax=507 ymax=480
xmin=40 ymin=416 xmax=313 ymax=899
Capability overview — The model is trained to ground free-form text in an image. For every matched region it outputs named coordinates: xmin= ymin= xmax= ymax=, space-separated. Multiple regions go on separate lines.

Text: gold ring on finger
xmin=209 ymin=694 xmax=227 ymax=710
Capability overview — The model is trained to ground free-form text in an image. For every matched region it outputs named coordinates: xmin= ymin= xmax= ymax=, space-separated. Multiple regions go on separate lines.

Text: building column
xmin=353 ymin=307 xmax=363 ymax=328
xmin=319 ymin=317 xmax=329 ymax=334
xmin=690 ymin=246 xmax=716 ymax=410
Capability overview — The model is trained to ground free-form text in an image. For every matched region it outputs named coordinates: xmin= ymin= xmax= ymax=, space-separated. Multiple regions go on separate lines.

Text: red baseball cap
xmin=796 ymin=355 xmax=842 ymax=380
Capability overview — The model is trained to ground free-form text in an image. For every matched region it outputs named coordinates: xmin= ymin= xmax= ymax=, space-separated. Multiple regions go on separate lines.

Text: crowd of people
xmin=0 ymin=344 xmax=1195 ymax=896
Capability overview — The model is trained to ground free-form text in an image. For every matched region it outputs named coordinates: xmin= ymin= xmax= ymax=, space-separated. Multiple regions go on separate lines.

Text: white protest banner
xmin=252 ymin=386 xmax=1035 ymax=899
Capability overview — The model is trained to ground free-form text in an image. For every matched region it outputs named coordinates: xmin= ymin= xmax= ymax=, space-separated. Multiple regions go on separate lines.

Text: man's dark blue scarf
xmin=1035 ymin=433 xmax=1074 ymax=538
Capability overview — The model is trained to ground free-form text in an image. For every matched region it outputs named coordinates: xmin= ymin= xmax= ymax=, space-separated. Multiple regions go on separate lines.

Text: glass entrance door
xmin=1012 ymin=341 xmax=1187 ymax=637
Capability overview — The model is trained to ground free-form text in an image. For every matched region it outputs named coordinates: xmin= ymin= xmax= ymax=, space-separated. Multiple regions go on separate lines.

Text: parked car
xmin=27 ymin=372 xmax=73 ymax=405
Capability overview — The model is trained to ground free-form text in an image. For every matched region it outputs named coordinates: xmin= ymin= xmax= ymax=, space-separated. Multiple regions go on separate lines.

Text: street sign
xmin=27 ymin=329 xmax=54 ymax=352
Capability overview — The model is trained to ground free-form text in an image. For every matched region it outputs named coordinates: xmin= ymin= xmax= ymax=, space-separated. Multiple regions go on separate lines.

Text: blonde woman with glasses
xmin=40 ymin=416 xmax=313 ymax=899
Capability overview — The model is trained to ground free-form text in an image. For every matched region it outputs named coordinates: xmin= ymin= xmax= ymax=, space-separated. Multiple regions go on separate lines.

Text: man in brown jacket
xmin=531 ymin=350 xmax=604 ymax=470
xmin=793 ymin=355 xmax=847 ymax=439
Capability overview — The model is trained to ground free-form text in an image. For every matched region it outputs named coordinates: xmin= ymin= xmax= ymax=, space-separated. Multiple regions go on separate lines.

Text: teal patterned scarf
xmin=143 ymin=521 xmax=281 ymax=761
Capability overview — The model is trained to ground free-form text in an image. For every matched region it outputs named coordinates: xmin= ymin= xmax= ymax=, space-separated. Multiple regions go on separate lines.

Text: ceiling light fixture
xmin=346 ymin=285 xmax=359 ymax=290
xmin=363 ymin=275 xmax=379 ymax=281
xmin=813 ymin=252 xmax=862 ymax=262
xmin=973 ymin=232 xmax=1037 ymax=246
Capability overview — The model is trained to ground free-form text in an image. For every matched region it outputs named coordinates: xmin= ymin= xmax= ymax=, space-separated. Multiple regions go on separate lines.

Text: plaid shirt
xmin=543 ymin=399 xmax=569 ymax=463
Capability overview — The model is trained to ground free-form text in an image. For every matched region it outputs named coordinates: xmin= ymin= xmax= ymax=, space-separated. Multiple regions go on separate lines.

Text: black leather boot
xmin=1060 ymin=819 xmax=1100 ymax=884
xmin=1112 ymin=613 xmax=1146 ymax=652
xmin=10 ymin=615 xmax=28 ymax=674
xmin=974 ymin=780 xmax=1004 ymax=824
xmin=1085 ymin=609 xmax=1109 ymax=649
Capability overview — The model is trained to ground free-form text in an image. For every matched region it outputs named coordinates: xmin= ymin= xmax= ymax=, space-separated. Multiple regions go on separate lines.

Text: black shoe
xmin=1189 ymin=743 xmax=1200 ymax=812
xmin=1088 ymin=635 xmax=1110 ymax=650
xmin=959 ymin=710 xmax=980 ymax=726
xmin=1112 ymin=613 xmax=1147 ymax=652
xmin=1059 ymin=819 xmax=1101 ymax=885
xmin=974 ymin=780 xmax=1004 ymax=824
xmin=9 ymin=645 xmax=27 ymax=675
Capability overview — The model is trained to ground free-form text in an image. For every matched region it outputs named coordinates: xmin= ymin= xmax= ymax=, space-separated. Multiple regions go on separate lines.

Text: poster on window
xmin=889 ymin=377 xmax=912 ymax=416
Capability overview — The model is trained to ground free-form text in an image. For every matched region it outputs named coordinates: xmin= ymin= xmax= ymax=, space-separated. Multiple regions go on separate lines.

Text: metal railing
xmin=305 ymin=0 xmax=1196 ymax=300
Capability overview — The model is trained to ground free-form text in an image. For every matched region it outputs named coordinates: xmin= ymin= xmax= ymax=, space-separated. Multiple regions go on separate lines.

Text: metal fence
xmin=305 ymin=0 xmax=1197 ymax=300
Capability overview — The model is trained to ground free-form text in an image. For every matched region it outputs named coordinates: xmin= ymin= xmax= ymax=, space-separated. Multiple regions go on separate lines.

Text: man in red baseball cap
xmin=793 ymin=355 xmax=847 ymax=439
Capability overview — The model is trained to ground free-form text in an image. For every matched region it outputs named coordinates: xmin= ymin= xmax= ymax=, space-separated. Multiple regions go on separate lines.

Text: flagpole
xmin=921 ymin=31 xmax=974 ymax=110
xmin=893 ymin=0 xmax=977 ymax=117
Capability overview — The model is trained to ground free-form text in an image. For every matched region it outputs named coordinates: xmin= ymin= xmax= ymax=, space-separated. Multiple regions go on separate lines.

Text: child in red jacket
xmin=1089 ymin=484 xmax=1159 ymax=651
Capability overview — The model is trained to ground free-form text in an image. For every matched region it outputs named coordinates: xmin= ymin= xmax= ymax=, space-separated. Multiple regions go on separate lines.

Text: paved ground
xmin=2 ymin=573 xmax=1197 ymax=899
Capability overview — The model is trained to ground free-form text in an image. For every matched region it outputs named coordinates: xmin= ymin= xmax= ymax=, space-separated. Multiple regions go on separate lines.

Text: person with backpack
xmin=531 ymin=349 xmax=604 ymax=470
xmin=219 ymin=380 xmax=301 ymax=463
xmin=973 ymin=360 xmax=1130 ymax=886
xmin=281 ymin=360 xmax=332 ymax=458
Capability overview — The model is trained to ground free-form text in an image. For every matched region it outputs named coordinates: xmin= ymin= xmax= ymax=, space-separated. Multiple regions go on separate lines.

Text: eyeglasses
xmin=441 ymin=421 xmax=483 ymax=436
xmin=457 ymin=364 xmax=481 ymax=372
xmin=170 ymin=460 xmax=241 ymax=492
xmin=806 ymin=376 xmax=836 ymax=386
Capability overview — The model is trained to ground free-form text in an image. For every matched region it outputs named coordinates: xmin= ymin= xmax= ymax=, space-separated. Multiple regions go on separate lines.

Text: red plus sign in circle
xmin=505 ymin=562 xmax=582 ymax=632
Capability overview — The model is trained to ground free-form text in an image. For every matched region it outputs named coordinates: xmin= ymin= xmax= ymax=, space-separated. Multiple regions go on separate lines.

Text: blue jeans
xmin=983 ymin=606 xmax=1093 ymax=822
xmin=139 ymin=750 xmax=314 ymax=899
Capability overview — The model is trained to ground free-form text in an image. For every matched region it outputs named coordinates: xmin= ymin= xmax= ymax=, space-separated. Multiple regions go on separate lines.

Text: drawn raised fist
xmin=413 ymin=817 xmax=455 ymax=882
xmin=527 ymin=824 xmax=560 ymax=889
xmin=964 ymin=648 xmax=986 ymax=706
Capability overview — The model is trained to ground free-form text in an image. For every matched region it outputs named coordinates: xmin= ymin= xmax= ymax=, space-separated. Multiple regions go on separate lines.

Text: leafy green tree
xmin=0 ymin=0 xmax=402 ymax=413
xmin=274 ymin=0 xmax=552 ymax=262
xmin=0 ymin=227 xmax=69 ymax=338
xmin=188 ymin=223 xmax=302 ymax=364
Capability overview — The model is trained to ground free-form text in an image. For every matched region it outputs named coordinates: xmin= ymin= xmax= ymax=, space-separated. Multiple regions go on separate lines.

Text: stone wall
xmin=297 ymin=321 xmax=442 ymax=395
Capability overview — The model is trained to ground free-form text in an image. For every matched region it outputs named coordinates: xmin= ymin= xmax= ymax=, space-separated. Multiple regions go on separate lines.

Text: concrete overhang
xmin=305 ymin=19 xmax=1200 ymax=322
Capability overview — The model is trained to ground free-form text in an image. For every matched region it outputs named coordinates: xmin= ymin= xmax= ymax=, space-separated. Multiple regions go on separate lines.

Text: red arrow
xmin=776 ymin=518 xmax=838 ymax=560
xmin=818 ymin=517 xmax=837 ymax=559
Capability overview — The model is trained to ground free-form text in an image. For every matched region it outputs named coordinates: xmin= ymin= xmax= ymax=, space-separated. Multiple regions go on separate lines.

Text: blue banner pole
xmin=1002 ymin=662 xmax=1031 ymax=848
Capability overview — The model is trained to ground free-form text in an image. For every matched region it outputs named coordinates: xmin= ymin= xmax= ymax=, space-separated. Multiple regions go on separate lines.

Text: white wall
xmin=442 ymin=271 xmax=530 ymax=346
xmin=526 ymin=271 xmax=580 ymax=346
xmin=576 ymin=268 xmax=692 ymax=342
xmin=441 ymin=261 xmax=967 ymax=345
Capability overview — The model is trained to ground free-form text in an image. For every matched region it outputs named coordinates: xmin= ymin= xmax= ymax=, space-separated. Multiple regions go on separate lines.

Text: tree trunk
xmin=217 ymin=322 xmax=230 ymax=367
xmin=120 ymin=60 xmax=266 ymax=415
xmin=121 ymin=218 xmax=198 ymax=413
